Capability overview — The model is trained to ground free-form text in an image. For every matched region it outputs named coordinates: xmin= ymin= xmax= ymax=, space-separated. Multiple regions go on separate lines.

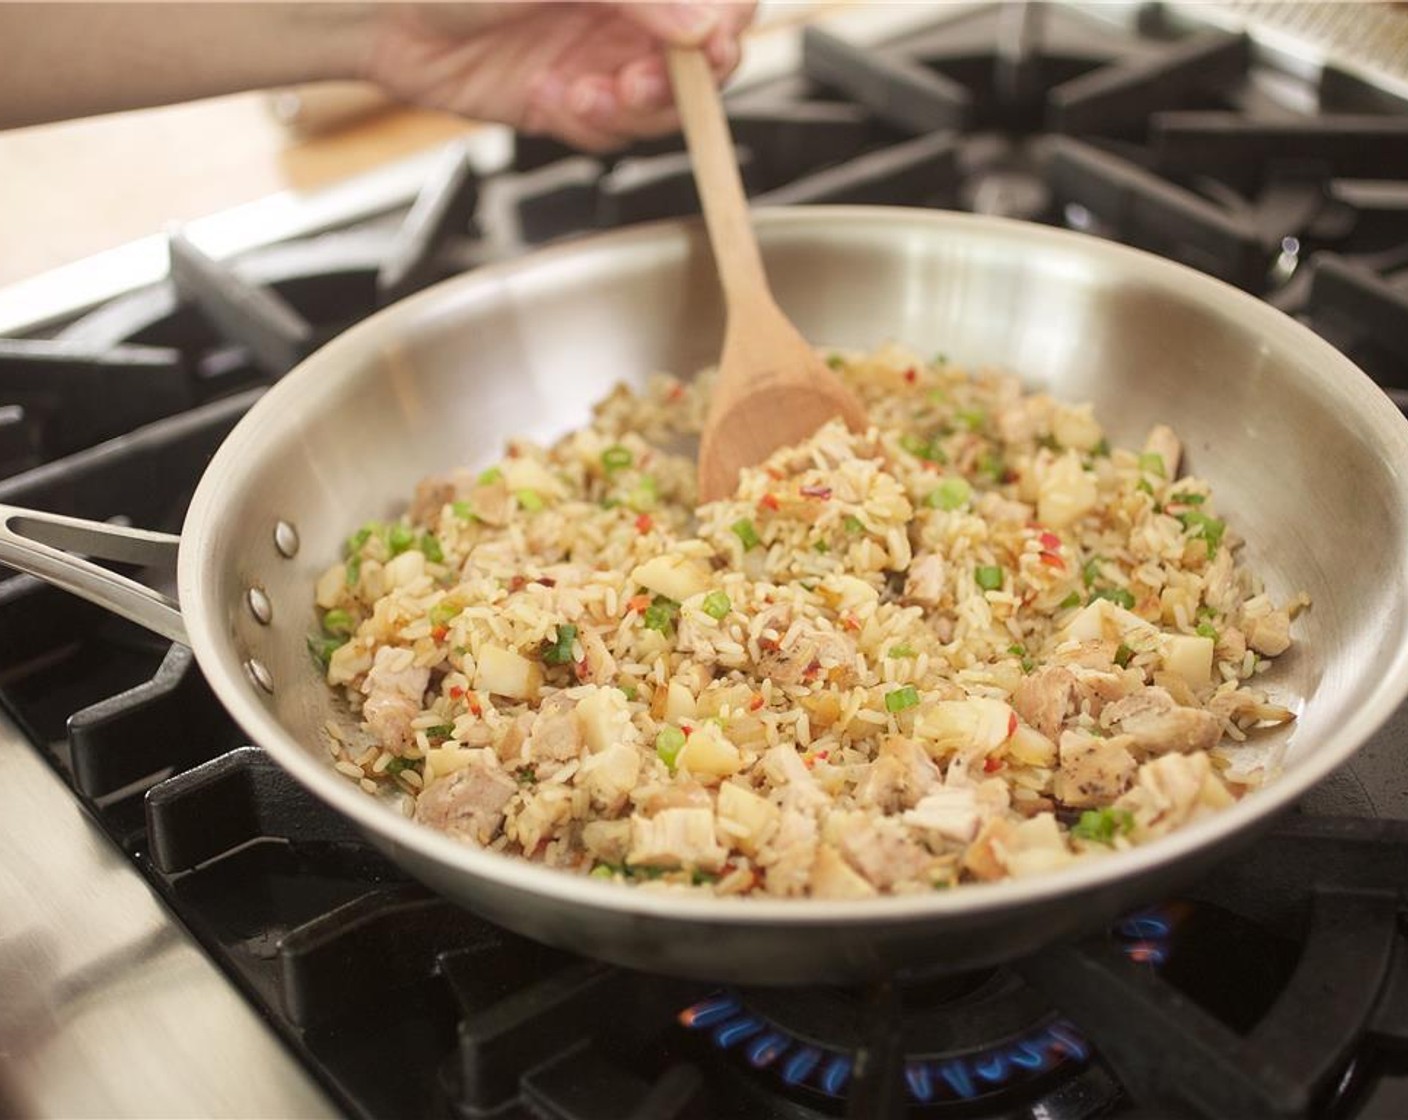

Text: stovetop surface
xmin=6 ymin=4 xmax=1408 ymax=1118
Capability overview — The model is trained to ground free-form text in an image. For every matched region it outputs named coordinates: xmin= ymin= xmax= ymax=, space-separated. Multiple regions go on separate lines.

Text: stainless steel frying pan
xmin=4 ymin=207 xmax=1408 ymax=985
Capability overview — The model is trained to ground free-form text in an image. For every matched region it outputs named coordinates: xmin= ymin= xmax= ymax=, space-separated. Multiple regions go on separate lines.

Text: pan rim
xmin=178 ymin=205 xmax=1408 ymax=925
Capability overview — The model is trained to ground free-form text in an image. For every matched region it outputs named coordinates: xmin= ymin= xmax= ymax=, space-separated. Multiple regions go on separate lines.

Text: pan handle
xmin=0 ymin=504 xmax=186 ymax=645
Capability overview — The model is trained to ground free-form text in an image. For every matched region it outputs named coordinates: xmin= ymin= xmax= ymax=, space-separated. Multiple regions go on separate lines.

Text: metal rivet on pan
xmin=273 ymin=520 xmax=300 ymax=558
xmin=247 ymin=587 xmax=272 ymax=625
xmin=243 ymin=658 xmax=274 ymax=694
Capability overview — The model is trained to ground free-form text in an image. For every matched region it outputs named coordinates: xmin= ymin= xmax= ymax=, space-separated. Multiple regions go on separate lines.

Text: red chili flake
xmin=627 ymin=594 xmax=651 ymax=613
xmin=509 ymin=575 xmax=527 ymax=592
xmin=815 ymin=750 xmax=830 ymax=762
xmin=904 ymin=367 xmax=918 ymax=384
xmin=1007 ymin=711 xmax=1019 ymax=739
xmin=840 ymin=613 xmax=861 ymax=632
xmin=1039 ymin=531 xmax=1062 ymax=552
xmin=574 ymin=660 xmax=588 ymax=681
xmin=803 ymin=659 xmax=823 ymax=679
xmin=749 ymin=693 xmax=765 ymax=711
xmin=681 ymin=724 xmax=694 ymax=738
xmin=668 ymin=384 xmax=686 ymax=402
xmin=1001 ymin=468 xmax=1020 ymax=484
xmin=983 ymin=755 xmax=1004 ymax=773
xmin=799 ymin=484 xmax=832 ymax=500
xmin=758 ymin=636 xmax=780 ymax=652
xmin=766 ymin=468 xmax=785 ymax=481
xmin=431 ymin=625 xmax=449 ymax=641
xmin=635 ymin=513 xmax=653 ymax=533
xmin=448 ymin=685 xmax=465 ymax=699
xmin=759 ymin=493 xmax=780 ymax=512
xmin=1040 ymin=551 xmax=1065 ymax=570
xmin=803 ymin=755 xmax=815 ymax=770
xmin=534 ymin=577 xmax=557 ymax=587
xmin=467 ymin=697 xmax=483 ymax=717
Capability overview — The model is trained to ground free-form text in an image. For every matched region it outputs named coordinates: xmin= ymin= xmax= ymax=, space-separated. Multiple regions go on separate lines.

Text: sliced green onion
xmin=477 ymin=466 xmax=502 ymax=485
xmin=621 ymin=683 xmax=639 ymax=701
xmin=842 ymin=515 xmax=865 ymax=535
xmin=955 ymin=407 xmax=986 ymax=432
xmin=926 ymin=476 xmax=971 ymax=511
xmin=933 ymin=352 xmax=948 ymax=365
xmin=590 ymin=864 xmax=617 ymax=879
xmin=345 ymin=554 xmax=362 ymax=587
xmin=1171 ymin=491 xmax=1206 ymax=505
xmin=1092 ymin=438 xmax=1111 ymax=457
xmin=1070 ymin=807 xmax=1135 ymax=845
xmin=1136 ymin=478 xmax=1155 ymax=496
xmin=976 ymin=450 xmax=1005 ymax=481
xmin=1177 ymin=510 xmax=1226 ymax=555
xmin=425 ymin=724 xmax=455 ymax=742
xmin=600 ymin=445 xmax=633 ymax=472
xmin=691 ymin=869 xmax=719 ymax=886
xmin=1082 ymin=556 xmax=1104 ymax=588
xmin=642 ymin=596 xmax=679 ymax=634
xmin=385 ymin=757 xmax=417 ymax=777
xmin=387 ymin=522 xmax=415 ymax=555
xmin=627 ymin=474 xmax=658 ymax=512
xmin=888 ymin=644 xmax=917 ymax=659
xmin=541 ymin=623 xmax=578 ymax=666
xmin=420 ymin=533 xmax=444 ymax=563
xmin=731 ymin=519 xmax=761 ymax=551
xmin=429 ymin=601 xmax=459 ymax=627
xmin=1114 ymin=643 xmax=1134 ymax=669
xmin=884 ymin=685 xmax=920 ymax=713
xmin=450 ymin=500 xmax=477 ymax=521
xmin=515 ymin=489 xmax=544 ymax=512
xmin=1195 ymin=621 xmax=1219 ymax=641
xmin=322 ymin=608 xmax=355 ymax=637
xmin=1092 ymin=587 xmax=1137 ymax=610
xmin=515 ymin=765 xmax=537 ymax=786
xmin=701 ymin=591 xmax=731 ymax=620
xmin=900 ymin=433 xmax=933 ymax=459
xmin=346 ymin=525 xmax=375 ymax=555
xmin=813 ymin=540 xmax=830 ymax=554
xmin=975 ymin=565 xmax=1003 ymax=591
xmin=307 ymin=634 xmax=342 ymax=668
xmin=826 ymin=353 xmax=844 ymax=370
xmin=656 ymin=725 xmax=686 ymax=767
xmin=1138 ymin=452 xmax=1166 ymax=478
xmin=1058 ymin=591 xmax=1082 ymax=609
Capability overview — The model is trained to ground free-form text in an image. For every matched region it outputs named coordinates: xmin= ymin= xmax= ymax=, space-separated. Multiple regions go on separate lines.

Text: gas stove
xmin=6 ymin=4 xmax=1408 ymax=1118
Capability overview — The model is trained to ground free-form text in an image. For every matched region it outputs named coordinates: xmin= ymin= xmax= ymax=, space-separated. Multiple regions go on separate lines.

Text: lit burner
xmin=677 ymin=905 xmax=1177 ymax=1103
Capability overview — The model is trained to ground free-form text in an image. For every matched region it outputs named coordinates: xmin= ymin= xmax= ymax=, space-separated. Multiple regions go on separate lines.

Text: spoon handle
xmin=667 ymin=47 xmax=769 ymax=310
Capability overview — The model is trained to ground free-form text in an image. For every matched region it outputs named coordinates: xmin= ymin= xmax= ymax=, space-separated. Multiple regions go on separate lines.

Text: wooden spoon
xmin=668 ymin=49 xmax=867 ymax=503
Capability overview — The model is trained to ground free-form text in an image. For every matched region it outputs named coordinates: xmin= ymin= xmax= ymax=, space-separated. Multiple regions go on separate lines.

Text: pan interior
xmin=180 ymin=208 xmax=1408 ymax=923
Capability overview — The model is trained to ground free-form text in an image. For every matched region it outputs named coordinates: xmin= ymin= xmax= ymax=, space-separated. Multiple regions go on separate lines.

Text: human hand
xmin=361 ymin=2 xmax=757 ymax=152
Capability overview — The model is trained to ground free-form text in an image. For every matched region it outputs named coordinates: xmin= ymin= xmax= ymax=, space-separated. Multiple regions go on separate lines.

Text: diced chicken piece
xmin=467 ymin=477 xmax=513 ymax=526
xmin=1151 ymin=670 xmax=1199 ymax=708
xmin=914 ymin=698 xmax=1015 ymax=759
xmin=1202 ymin=548 xmax=1238 ymax=613
xmin=579 ymin=629 xmax=618 ymax=686
xmin=474 ymin=645 xmax=541 ymax=700
xmin=904 ymin=553 xmax=947 ymax=607
xmin=963 ymin=817 xmax=1017 ymax=881
xmin=527 ymin=693 xmax=584 ymax=763
xmin=631 ymin=555 xmax=713 ymax=603
xmin=836 ymin=816 xmax=936 ymax=891
xmin=1070 ymin=667 xmax=1135 ymax=716
xmin=627 ymin=807 xmax=727 ymax=871
xmin=1143 ymin=424 xmax=1182 ymax=479
xmin=414 ymin=756 xmax=517 ymax=844
xmin=676 ymin=723 xmax=743 ymax=779
xmin=493 ymin=712 xmax=535 ymax=765
xmin=1049 ymin=640 xmax=1118 ymax=671
xmin=575 ymin=686 xmax=636 ymax=753
xmin=638 ymin=781 xmax=712 ymax=815
xmin=360 ymin=646 xmax=431 ymax=755
xmin=582 ymin=819 xmax=631 ymax=864
xmin=716 ymin=781 xmax=780 ymax=856
xmin=1116 ymin=752 xmax=1235 ymax=840
xmin=1102 ymin=687 xmax=1221 ymax=756
xmin=328 ymin=640 xmax=373 ymax=686
xmin=758 ymin=809 xmax=818 ymax=896
xmin=1013 ymin=666 xmax=1076 ymax=740
xmin=756 ymin=626 xmax=856 ymax=686
xmin=1217 ymin=626 xmax=1248 ymax=664
xmin=1053 ymin=731 xmax=1137 ymax=809
xmin=1050 ymin=403 xmax=1103 ymax=452
xmin=1206 ymin=689 xmax=1296 ymax=727
xmin=902 ymin=787 xmax=982 ymax=843
xmin=810 ymin=844 xmax=878 ymax=899
xmin=1245 ymin=609 xmax=1292 ymax=657
xmin=976 ymin=491 xmax=1035 ymax=525
xmin=853 ymin=736 xmax=940 ymax=812
xmin=579 ymin=742 xmax=641 ymax=811
xmin=761 ymin=745 xmax=828 ymax=808
xmin=1038 ymin=451 xmax=1098 ymax=529
xmin=1160 ymin=634 xmax=1215 ymax=691
xmin=409 ymin=478 xmax=455 ymax=526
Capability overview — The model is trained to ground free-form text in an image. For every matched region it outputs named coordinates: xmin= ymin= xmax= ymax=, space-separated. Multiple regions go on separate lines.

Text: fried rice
xmin=311 ymin=344 xmax=1305 ymax=897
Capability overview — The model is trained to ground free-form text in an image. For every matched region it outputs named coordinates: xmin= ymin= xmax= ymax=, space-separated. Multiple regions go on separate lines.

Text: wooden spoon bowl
xmin=668 ymin=49 xmax=867 ymax=503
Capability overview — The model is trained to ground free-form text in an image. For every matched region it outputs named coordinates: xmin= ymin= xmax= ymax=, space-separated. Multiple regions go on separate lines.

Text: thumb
xmin=615 ymin=2 xmax=722 ymax=47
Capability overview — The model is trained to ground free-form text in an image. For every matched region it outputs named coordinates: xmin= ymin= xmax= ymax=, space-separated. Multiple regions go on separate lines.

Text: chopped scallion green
xmin=1082 ymin=556 xmax=1104 ymax=588
xmin=387 ymin=522 xmax=415 ymax=555
xmin=1070 ymin=807 xmax=1135 ymax=845
xmin=731 ymin=519 xmax=761 ymax=551
xmin=888 ymin=644 xmax=917 ymax=659
xmin=826 ymin=353 xmax=844 ymax=370
xmin=701 ymin=591 xmax=731 ymax=620
xmin=842 ymin=515 xmax=865 ymax=535
xmin=1092 ymin=587 xmax=1137 ymax=610
xmin=541 ymin=623 xmax=578 ymax=666
xmin=306 ymin=634 xmax=342 ymax=668
xmin=1114 ymin=643 xmax=1134 ymax=668
xmin=600 ymin=445 xmax=633 ymax=472
xmin=450 ymin=500 xmax=477 ymax=521
xmin=322 ymin=608 xmax=355 ymax=637
xmin=1195 ymin=621 xmax=1219 ymax=641
xmin=1177 ymin=510 xmax=1226 ymax=555
xmin=955 ymin=408 xmax=986 ymax=432
xmin=656 ymin=725 xmax=686 ymax=767
xmin=477 ymin=466 xmax=502 ymax=485
xmin=642 ymin=596 xmax=679 ymax=634
xmin=420 ymin=533 xmax=444 ymax=563
xmin=926 ymin=476 xmax=971 ymax=511
xmin=515 ymin=489 xmax=544 ymax=512
xmin=884 ymin=685 xmax=920 ymax=713
xmin=975 ymin=565 xmax=1003 ymax=591
xmin=1058 ymin=591 xmax=1083 ymax=609
xmin=1138 ymin=452 xmax=1167 ymax=478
